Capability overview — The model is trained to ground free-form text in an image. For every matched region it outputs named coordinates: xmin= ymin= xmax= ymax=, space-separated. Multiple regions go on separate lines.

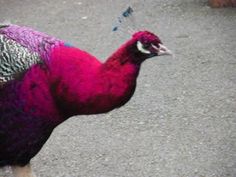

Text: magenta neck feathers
xmin=50 ymin=42 xmax=141 ymax=118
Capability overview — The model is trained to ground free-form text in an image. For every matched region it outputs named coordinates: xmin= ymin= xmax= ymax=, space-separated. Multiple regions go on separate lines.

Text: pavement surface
xmin=0 ymin=0 xmax=236 ymax=177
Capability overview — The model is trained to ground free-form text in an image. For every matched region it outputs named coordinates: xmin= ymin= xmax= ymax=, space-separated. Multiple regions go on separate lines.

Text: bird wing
xmin=0 ymin=33 xmax=41 ymax=84
xmin=0 ymin=24 xmax=63 ymax=84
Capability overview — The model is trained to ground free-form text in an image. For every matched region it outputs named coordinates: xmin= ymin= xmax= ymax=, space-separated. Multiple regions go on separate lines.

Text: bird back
xmin=0 ymin=34 xmax=40 ymax=83
xmin=0 ymin=24 xmax=63 ymax=85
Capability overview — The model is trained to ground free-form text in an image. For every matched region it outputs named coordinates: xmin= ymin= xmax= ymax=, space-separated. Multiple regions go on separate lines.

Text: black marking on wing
xmin=0 ymin=35 xmax=41 ymax=84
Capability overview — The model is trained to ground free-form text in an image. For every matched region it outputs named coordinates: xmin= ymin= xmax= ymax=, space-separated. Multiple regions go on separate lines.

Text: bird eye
xmin=140 ymin=41 xmax=152 ymax=49
xmin=142 ymin=43 xmax=151 ymax=49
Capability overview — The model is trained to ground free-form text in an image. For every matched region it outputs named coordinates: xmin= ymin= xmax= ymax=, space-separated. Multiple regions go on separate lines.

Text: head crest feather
xmin=112 ymin=6 xmax=136 ymax=33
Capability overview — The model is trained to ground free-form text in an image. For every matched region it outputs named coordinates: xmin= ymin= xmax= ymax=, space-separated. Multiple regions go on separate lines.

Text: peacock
xmin=0 ymin=11 xmax=172 ymax=177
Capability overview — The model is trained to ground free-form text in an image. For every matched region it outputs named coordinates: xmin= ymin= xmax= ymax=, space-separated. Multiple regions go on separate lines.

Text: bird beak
xmin=152 ymin=44 xmax=173 ymax=56
xmin=158 ymin=44 xmax=173 ymax=56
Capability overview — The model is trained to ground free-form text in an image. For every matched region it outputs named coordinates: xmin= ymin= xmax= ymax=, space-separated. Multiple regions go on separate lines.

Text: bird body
xmin=0 ymin=24 xmax=171 ymax=176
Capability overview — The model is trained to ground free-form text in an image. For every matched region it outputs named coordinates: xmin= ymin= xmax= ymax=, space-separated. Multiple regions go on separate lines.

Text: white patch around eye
xmin=137 ymin=41 xmax=151 ymax=54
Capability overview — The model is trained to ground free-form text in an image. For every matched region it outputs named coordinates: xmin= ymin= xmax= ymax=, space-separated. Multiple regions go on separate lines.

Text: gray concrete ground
xmin=0 ymin=0 xmax=236 ymax=176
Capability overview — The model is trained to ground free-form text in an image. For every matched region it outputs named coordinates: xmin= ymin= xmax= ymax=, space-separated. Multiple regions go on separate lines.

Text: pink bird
xmin=0 ymin=24 xmax=172 ymax=177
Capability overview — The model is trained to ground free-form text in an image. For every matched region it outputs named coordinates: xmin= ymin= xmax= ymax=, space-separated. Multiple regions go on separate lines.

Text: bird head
xmin=112 ymin=7 xmax=172 ymax=64
xmin=131 ymin=31 xmax=172 ymax=61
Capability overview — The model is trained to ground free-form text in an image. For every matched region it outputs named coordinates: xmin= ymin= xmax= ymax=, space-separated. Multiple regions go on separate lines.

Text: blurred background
xmin=0 ymin=0 xmax=236 ymax=176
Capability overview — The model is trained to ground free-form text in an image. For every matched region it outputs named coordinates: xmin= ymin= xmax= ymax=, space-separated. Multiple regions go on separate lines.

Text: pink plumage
xmin=0 ymin=24 xmax=171 ymax=174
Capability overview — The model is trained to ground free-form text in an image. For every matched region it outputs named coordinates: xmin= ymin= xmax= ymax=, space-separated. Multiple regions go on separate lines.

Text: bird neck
xmin=104 ymin=47 xmax=141 ymax=71
xmin=104 ymin=38 xmax=142 ymax=66
xmin=50 ymin=45 xmax=142 ymax=119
